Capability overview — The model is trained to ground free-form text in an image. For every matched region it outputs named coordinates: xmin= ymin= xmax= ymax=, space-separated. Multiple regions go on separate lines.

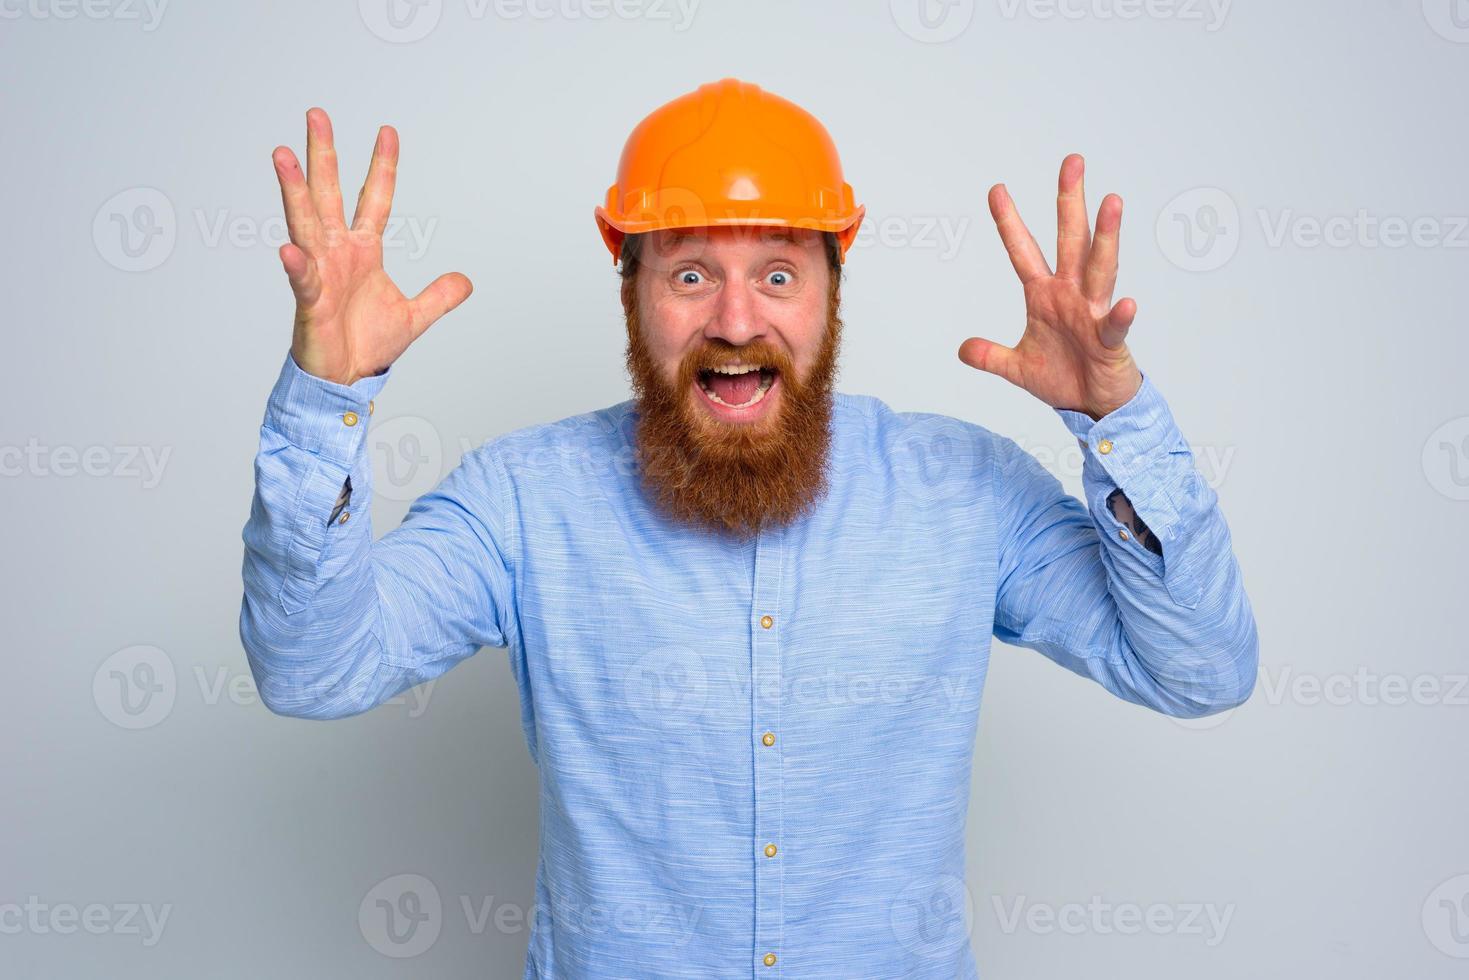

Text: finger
xmin=408 ymin=272 xmax=474 ymax=339
xmin=305 ymin=107 xmax=347 ymax=232
xmin=279 ymin=242 xmax=321 ymax=306
xmin=352 ymin=125 xmax=399 ymax=236
xmin=957 ymin=336 xmax=1024 ymax=388
xmin=1056 ymin=153 xmax=1090 ymax=282
xmin=988 ymin=183 xmax=1051 ymax=285
xmin=272 ymin=145 xmax=322 ymax=252
xmin=1099 ymin=297 xmax=1136 ymax=349
xmin=1084 ymin=193 xmax=1123 ymax=302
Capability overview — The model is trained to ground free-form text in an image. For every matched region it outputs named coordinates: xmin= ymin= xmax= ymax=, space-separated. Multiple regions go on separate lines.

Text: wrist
xmin=1083 ymin=366 xmax=1143 ymax=421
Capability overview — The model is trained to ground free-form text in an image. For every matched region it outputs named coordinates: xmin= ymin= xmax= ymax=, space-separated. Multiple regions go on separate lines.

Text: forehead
xmin=650 ymin=225 xmax=824 ymax=256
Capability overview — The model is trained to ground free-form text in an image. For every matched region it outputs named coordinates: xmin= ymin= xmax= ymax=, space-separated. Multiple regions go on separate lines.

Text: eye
xmin=675 ymin=268 xmax=705 ymax=286
xmin=765 ymin=269 xmax=794 ymax=287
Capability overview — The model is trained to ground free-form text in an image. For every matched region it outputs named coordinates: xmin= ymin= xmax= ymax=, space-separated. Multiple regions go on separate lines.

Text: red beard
xmin=622 ymin=289 xmax=844 ymax=540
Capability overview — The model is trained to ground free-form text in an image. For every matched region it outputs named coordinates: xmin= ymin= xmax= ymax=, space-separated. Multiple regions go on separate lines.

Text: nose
xmin=704 ymin=278 xmax=765 ymax=348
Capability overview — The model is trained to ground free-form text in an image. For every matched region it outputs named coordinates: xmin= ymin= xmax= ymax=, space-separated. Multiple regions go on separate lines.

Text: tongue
xmin=709 ymin=371 xmax=761 ymax=405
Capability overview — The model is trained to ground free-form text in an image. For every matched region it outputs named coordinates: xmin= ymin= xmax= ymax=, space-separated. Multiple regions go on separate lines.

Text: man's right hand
xmin=273 ymin=107 xmax=472 ymax=386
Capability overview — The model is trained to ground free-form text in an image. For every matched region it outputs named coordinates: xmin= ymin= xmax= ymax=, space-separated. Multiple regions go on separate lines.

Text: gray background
xmin=3 ymin=1 xmax=1466 ymax=977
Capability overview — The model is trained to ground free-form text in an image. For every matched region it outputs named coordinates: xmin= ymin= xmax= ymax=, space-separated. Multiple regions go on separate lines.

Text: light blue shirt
xmin=240 ymin=352 xmax=1258 ymax=979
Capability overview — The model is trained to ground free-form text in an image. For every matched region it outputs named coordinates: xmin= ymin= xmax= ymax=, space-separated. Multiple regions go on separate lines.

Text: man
xmin=241 ymin=78 xmax=1257 ymax=979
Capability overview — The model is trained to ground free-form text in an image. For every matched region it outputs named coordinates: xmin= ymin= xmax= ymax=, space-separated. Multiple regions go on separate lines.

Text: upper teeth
xmin=708 ymin=363 xmax=765 ymax=374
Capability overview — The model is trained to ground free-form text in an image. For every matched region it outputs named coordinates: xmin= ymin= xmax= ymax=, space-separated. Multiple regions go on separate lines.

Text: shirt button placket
xmin=751 ymin=526 xmax=784 ymax=976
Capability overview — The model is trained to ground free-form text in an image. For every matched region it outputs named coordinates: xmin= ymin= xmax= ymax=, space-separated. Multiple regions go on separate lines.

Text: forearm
xmin=995 ymin=373 xmax=1259 ymax=718
xmin=1059 ymin=374 xmax=1258 ymax=715
xmin=239 ymin=353 xmax=399 ymax=719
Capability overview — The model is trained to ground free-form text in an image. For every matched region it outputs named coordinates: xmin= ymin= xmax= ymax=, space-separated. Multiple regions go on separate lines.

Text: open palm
xmin=273 ymin=108 xmax=472 ymax=386
xmin=959 ymin=154 xmax=1142 ymax=420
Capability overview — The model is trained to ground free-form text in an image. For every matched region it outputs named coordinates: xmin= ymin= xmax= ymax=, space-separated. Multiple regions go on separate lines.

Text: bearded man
xmin=240 ymin=79 xmax=1258 ymax=979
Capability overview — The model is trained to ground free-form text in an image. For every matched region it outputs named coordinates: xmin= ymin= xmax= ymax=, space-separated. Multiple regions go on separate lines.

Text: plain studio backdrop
xmin=2 ymin=2 xmax=1465 ymax=977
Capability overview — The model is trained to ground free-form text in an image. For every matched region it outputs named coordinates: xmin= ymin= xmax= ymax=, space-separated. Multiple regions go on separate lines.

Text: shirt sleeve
xmin=238 ymin=352 xmax=519 ymax=719
xmin=991 ymin=372 xmax=1258 ymax=718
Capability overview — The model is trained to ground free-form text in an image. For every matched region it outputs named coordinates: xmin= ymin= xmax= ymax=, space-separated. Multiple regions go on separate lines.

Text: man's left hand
xmin=959 ymin=154 xmax=1143 ymax=421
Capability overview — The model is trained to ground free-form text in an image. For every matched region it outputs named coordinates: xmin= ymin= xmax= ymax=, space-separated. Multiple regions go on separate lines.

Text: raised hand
xmin=958 ymin=154 xmax=1143 ymax=421
xmin=273 ymin=108 xmax=472 ymax=386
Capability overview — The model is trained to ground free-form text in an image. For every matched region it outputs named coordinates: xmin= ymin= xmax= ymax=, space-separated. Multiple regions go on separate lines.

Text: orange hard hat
xmin=595 ymin=78 xmax=865 ymax=265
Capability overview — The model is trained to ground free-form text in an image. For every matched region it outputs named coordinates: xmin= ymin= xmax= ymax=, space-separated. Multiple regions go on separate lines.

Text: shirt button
xmin=343 ymin=411 xmax=359 ymax=428
xmin=763 ymin=953 xmax=777 ymax=967
xmin=760 ymin=615 xmax=774 ymax=630
xmin=761 ymin=732 xmax=775 ymax=747
xmin=764 ymin=843 xmax=778 ymax=858
xmin=1097 ymin=438 xmax=1113 ymax=455
xmin=338 ymin=511 xmax=351 ymax=525
xmin=368 ymin=399 xmax=375 ymax=416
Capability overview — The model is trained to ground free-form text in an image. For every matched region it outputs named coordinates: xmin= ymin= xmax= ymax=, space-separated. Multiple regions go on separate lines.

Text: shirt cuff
xmin=1053 ymin=371 xmax=1191 ymax=537
xmin=1055 ymin=372 xmax=1186 ymax=470
xmin=262 ymin=351 xmax=392 ymax=466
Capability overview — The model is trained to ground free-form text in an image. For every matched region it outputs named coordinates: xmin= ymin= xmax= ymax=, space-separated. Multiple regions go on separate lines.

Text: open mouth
xmin=695 ymin=363 xmax=779 ymax=411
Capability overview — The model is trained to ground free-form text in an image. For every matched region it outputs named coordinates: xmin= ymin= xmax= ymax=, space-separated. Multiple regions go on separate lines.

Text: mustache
xmin=683 ymin=340 xmax=794 ymax=377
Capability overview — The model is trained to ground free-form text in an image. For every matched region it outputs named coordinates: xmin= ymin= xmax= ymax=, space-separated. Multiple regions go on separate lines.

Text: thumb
xmin=279 ymin=243 xmax=321 ymax=306
xmin=957 ymin=336 xmax=1023 ymax=388
xmin=408 ymin=272 xmax=474 ymax=339
xmin=1099 ymin=297 xmax=1136 ymax=349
